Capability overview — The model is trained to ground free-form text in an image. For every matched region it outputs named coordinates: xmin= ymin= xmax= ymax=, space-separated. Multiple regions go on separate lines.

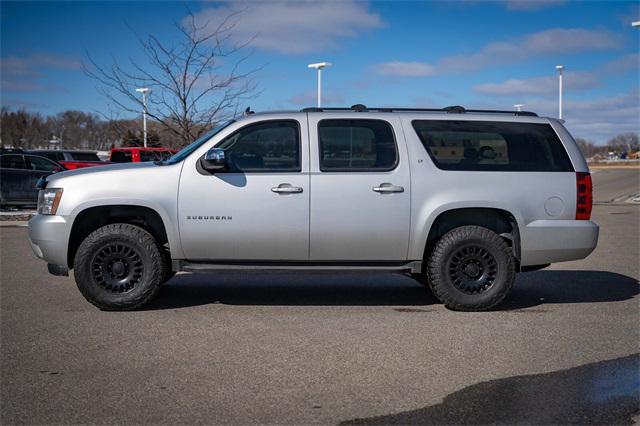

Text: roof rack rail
xmin=301 ymin=104 xmax=538 ymax=117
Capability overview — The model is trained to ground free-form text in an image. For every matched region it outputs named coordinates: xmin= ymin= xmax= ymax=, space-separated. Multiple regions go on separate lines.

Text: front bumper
xmin=520 ymin=219 xmax=599 ymax=266
xmin=28 ymin=214 xmax=71 ymax=269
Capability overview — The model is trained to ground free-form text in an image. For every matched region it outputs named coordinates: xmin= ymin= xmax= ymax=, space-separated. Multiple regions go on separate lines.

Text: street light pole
xmin=307 ymin=62 xmax=332 ymax=107
xmin=555 ymin=65 xmax=564 ymax=120
xmin=135 ymin=87 xmax=151 ymax=147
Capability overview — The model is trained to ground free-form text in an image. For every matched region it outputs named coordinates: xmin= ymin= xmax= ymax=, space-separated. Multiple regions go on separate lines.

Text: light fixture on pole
xmin=135 ymin=87 xmax=151 ymax=147
xmin=632 ymin=21 xmax=640 ymax=27
xmin=307 ymin=62 xmax=332 ymax=108
xmin=514 ymin=104 xmax=524 ymax=112
xmin=555 ymin=65 xmax=564 ymax=120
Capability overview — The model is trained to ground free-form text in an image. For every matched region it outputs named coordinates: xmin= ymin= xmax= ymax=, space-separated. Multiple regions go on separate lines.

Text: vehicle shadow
xmin=144 ymin=269 xmax=639 ymax=310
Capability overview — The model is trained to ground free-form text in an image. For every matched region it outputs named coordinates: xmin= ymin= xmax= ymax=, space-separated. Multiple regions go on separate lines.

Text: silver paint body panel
xmin=28 ymin=110 xmax=598 ymax=270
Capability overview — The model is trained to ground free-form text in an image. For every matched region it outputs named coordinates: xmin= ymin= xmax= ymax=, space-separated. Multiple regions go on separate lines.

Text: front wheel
xmin=427 ymin=225 xmax=515 ymax=311
xmin=73 ymin=223 xmax=165 ymax=310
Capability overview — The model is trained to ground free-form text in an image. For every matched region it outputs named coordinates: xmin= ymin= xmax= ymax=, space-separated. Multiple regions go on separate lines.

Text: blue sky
xmin=1 ymin=0 xmax=638 ymax=144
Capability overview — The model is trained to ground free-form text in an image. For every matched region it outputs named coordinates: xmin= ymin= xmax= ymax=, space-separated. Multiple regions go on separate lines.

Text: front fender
xmin=68 ymin=198 xmax=184 ymax=260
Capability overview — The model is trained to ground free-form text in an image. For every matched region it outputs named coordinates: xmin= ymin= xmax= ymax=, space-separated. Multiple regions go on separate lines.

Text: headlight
xmin=37 ymin=188 xmax=63 ymax=215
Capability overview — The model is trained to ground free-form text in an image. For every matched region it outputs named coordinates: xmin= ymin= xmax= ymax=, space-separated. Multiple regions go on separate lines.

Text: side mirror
xmin=200 ymin=147 xmax=227 ymax=172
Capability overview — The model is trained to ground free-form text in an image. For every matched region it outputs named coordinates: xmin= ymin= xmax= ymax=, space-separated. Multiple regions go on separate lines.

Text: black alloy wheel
xmin=91 ymin=243 xmax=143 ymax=293
xmin=447 ymin=245 xmax=498 ymax=294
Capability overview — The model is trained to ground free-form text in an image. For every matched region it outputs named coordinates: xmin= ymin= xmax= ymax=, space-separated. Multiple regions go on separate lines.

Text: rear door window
xmin=1 ymin=155 xmax=26 ymax=169
xmin=412 ymin=120 xmax=573 ymax=172
xmin=26 ymin=155 xmax=61 ymax=171
xmin=318 ymin=119 xmax=398 ymax=171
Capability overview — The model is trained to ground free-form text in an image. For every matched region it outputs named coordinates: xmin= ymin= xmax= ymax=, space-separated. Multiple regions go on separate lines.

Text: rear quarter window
xmin=412 ymin=120 xmax=574 ymax=172
xmin=110 ymin=151 xmax=132 ymax=162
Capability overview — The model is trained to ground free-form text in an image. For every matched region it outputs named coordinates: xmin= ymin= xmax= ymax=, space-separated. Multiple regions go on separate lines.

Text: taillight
xmin=576 ymin=172 xmax=592 ymax=220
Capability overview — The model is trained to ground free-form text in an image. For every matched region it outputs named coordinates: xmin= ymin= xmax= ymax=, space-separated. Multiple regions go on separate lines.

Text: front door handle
xmin=271 ymin=183 xmax=303 ymax=194
xmin=372 ymin=183 xmax=404 ymax=194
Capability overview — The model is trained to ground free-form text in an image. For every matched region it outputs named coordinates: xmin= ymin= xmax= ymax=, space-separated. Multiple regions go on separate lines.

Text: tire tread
xmin=73 ymin=223 xmax=165 ymax=311
xmin=427 ymin=225 xmax=515 ymax=311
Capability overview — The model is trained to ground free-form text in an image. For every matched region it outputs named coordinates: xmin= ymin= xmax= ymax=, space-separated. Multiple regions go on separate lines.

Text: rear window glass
xmin=110 ymin=151 xmax=132 ymax=162
xmin=318 ymin=119 xmax=397 ymax=171
xmin=412 ymin=120 xmax=573 ymax=172
xmin=70 ymin=152 xmax=100 ymax=162
xmin=34 ymin=152 xmax=62 ymax=161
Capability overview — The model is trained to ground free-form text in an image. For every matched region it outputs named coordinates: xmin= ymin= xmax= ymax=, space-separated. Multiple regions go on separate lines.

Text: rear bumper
xmin=520 ymin=220 xmax=599 ymax=266
xmin=28 ymin=214 xmax=71 ymax=269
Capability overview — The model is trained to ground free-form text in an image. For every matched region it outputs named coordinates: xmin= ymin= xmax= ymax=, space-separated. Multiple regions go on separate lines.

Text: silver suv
xmin=28 ymin=105 xmax=598 ymax=311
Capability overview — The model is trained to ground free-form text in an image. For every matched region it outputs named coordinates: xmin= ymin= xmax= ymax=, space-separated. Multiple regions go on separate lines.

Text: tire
xmin=427 ymin=225 xmax=515 ymax=311
xmin=73 ymin=223 xmax=165 ymax=310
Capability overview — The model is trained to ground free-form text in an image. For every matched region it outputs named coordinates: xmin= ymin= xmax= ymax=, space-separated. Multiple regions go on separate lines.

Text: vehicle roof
xmin=244 ymin=105 xmax=555 ymax=124
xmin=28 ymin=149 xmax=97 ymax=153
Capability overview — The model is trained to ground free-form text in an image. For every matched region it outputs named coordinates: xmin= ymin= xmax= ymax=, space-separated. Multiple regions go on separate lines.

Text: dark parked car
xmin=0 ymin=152 xmax=65 ymax=208
xmin=27 ymin=149 xmax=109 ymax=170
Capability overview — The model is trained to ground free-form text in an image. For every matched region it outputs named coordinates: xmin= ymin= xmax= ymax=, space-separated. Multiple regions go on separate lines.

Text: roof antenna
xmin=244 ymin=106 xmax=254 ymax=116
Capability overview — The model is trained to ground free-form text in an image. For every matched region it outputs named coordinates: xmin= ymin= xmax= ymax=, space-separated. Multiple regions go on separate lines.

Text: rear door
xmin=308 ymin=114 xmax=411 ymax=261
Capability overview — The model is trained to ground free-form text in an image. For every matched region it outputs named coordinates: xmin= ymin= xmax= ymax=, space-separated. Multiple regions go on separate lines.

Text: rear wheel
xmin=73 ymin=223 xmax=165 ymax=310
xmin=427 ymin=225 xmax=515 ymax=311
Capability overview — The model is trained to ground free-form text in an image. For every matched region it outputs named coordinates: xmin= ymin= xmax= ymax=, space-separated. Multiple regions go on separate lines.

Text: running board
xmin=174 ymin=260 xmax=423 ymax=274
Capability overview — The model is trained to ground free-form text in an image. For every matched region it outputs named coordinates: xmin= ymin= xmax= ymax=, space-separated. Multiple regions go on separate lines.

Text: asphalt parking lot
xmin=1 ymin=169 xmax=638 ymax=424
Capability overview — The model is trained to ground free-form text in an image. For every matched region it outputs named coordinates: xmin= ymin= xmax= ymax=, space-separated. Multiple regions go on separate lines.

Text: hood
xmin=46 ymin=161 xmax=162 ymax=186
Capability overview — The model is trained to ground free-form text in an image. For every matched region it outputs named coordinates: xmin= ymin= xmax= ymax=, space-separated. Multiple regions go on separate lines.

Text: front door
xmin=178 ymin=118 xmax=310 ymax=261
xmin=308 ymin=115 xmax=411 ymax=261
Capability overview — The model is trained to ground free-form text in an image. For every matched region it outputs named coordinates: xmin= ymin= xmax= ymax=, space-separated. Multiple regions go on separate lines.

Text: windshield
xmin=166 ymin=120 xmax=235 ymax=164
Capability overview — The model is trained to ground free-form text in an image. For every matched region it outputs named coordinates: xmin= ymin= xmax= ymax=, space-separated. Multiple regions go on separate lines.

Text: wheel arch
xmin=419 ymin=207 xmax=521 ymax=270
xmin=67 ymin=204 xmax=173 ymax=269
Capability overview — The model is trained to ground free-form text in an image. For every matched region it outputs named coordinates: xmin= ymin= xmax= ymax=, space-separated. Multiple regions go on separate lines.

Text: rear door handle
xmin=372 ymin=183 xmax=404 ymax=194
xmin=271 ymin=183 xmax=303 ymax=194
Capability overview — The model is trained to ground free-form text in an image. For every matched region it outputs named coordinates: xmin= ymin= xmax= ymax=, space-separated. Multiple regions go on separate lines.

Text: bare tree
xmin=607 ymin=133 xmax=639 ymax=154
xmin=0 ymin=108 xmax=48 ymax=149
xmin=84 ymin=11 xmax=258 ymax=147
xmin=574 ymin=138 xmax=604 ymax=159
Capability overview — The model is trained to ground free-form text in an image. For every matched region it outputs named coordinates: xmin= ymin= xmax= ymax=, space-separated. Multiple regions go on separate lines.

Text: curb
xmin=0 ymin=221 xmax=28 ymax=227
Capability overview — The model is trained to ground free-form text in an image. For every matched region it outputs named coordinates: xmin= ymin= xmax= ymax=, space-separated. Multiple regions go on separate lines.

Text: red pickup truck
xmin=27 ymin=150 xmax=110 ymax=170
xmin=110 ymin=147 xmax=177 ymax=163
